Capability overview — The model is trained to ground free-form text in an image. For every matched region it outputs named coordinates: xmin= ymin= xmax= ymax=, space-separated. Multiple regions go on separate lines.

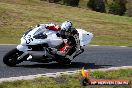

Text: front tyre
xmin=3 ymin=48 xmax=24 ymax=66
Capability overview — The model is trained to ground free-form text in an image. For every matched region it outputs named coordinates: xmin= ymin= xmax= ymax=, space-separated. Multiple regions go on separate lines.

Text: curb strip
xmin=0 ymin=66 xmax=132 ymax=83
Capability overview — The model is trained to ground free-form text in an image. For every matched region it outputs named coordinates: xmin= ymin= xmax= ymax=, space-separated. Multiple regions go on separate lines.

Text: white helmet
xmin=61 ymin=21 xmax=73 ymax=31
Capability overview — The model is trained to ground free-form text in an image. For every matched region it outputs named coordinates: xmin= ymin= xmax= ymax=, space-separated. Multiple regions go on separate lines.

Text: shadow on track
xmin=17 ymin=62 xmax=112 ymax=69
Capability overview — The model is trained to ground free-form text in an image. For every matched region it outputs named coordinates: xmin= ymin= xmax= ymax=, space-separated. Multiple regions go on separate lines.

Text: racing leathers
xmin=50 ymin=28 xmax=78 ymax=57
xmin=36 ymin=23 xmax=61 ymax=32
xmin=45 ymin=23 xmax=61 ymax=31
xmin=39 ymin=23 xmax=78 ymax=58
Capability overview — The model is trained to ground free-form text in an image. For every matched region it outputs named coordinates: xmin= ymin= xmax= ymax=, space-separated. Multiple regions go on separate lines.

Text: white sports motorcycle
xmin=3 ymin=25 xmax=93 ymax=66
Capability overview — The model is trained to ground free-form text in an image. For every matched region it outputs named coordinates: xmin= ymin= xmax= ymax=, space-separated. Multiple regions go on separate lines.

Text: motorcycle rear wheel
xmin=3 ymin=48 xmax=24 ymax=66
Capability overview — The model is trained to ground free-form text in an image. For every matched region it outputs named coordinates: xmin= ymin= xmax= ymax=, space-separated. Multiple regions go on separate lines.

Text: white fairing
xmin=77 ymin=29 xmax=93 ymax=46
xmin=20 ymin=26 xmax=63 ymax=47
xmin=17 ymin=45 xmax=31 ymax=51
xmin=17 ymin=25 xmax=93 ymax=51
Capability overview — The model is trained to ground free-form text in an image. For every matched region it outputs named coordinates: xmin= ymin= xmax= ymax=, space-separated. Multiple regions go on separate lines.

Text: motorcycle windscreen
xmin=21 ymin=27 xmax=48 ymax=45
xmin=33 ymin=32 xmax=47 ymax=39
xmin=23 ymin=29 xmax=32 ymax=37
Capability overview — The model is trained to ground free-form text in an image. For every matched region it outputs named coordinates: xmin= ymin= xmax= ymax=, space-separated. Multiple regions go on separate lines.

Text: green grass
xmin=0 ymin=0 xmax=132 ymax=46
xmin=0 ymin=69 xmax=131 ymax=88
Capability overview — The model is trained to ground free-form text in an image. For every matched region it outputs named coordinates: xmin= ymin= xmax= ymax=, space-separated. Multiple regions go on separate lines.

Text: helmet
xmin=60 ymin=21 xmax=73 ymax=38
xmin=61 ymin=21 xmax=73 ymax=32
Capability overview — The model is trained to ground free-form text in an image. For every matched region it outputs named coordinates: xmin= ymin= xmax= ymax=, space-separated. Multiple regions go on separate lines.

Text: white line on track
xmin=0 ymin=66 xmax=131 ymax=83
xmin=89 ymin=45 xmax=128 ymax=47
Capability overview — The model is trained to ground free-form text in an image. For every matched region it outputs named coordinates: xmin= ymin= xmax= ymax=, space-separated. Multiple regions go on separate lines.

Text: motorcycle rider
xmin=48 ymin=21 xmax=79 ymax=62
xmin=37 ymin=21 xmax=79 ymax=63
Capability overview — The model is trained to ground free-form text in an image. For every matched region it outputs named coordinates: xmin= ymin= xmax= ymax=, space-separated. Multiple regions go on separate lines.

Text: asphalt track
xmin=0 ymin=45 xmax=132 ymax=78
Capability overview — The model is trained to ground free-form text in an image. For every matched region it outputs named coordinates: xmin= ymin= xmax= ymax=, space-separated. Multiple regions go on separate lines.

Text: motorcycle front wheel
xmin=3 ymin=48 xmax=24 ymax=66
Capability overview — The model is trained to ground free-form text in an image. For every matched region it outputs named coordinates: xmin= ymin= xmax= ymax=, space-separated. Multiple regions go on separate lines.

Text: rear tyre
xmin=3 ymin=48 xmax=24 ymax=67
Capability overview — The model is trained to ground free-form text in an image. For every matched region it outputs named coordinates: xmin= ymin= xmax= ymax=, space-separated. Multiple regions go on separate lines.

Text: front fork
xmin=16 ymin=45 xmax=30 ymax=60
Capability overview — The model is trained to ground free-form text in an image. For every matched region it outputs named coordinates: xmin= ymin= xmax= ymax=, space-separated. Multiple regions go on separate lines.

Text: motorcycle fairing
xmin=76 ymin=29 xmax=93 ymax=46
xmin=20 ymin=26 xmax=63 ymax=47
xmin=17 ymin=27 xmax=93 ymax=52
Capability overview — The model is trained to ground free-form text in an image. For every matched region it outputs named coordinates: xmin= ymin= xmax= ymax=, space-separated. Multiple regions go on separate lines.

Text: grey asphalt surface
xmin=0 ymin=45 xmax=132 ymax=78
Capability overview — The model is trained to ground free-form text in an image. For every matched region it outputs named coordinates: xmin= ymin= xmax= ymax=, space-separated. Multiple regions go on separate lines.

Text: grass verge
xmin=0 ymin=69 xmax=132 ymax=88
xmin=0 ymin=0 xmax=132 ymax=46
